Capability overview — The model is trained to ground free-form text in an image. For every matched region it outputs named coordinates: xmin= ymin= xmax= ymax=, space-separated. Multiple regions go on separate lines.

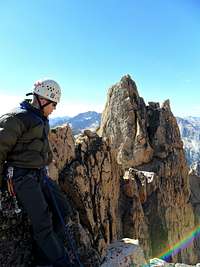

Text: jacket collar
xmin=20 ymin=100 xmax=48 ymax=121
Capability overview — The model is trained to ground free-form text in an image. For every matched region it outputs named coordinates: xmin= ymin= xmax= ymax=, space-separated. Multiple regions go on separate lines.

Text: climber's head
xmin=32 ymin=79 xmax=61 ymax=117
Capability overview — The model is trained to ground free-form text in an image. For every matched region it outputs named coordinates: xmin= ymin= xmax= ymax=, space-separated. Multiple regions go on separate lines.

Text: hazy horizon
xmin=0 ymin=86 xmax=199 ymax=119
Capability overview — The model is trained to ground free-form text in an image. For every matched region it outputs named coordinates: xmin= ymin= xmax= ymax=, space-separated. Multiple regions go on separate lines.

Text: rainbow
xmin=144 ymin=224 xmax=200 ymax=266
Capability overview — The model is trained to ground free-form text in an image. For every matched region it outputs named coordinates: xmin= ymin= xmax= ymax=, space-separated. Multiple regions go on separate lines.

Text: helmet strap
xmin=35 ymin=94 xmax=44 ymax=110
xmin=26 ymin=93 xmax=54 ymax=111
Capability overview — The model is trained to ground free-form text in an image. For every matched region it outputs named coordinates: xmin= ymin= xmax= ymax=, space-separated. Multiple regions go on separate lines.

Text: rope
xmin=43 ymin=174 xmax=84 ymax=267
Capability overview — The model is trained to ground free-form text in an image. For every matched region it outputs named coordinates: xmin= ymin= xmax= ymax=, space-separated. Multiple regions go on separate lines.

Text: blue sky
xmin=0 ymin=0 xmax=199 ymax=117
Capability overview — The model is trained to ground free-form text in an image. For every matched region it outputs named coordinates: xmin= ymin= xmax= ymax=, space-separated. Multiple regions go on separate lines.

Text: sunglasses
xmin=51 ymin=102 xmax=57 ymax=107
xmin=40 ymin=98 xmax=57 ymax=107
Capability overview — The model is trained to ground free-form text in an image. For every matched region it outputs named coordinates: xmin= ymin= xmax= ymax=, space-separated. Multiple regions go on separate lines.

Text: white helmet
xmin=33 ymin=79 xmax=61 ymax=103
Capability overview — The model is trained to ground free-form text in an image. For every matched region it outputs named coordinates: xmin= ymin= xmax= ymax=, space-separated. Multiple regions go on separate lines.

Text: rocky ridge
xmin=50 ymin=112 xmax=200 ymax=168
xmin=49 ymin=75 xmax=199 ymax=265
xmin=98 ymin=75 xmax=199 ymax=264
xmin=0 ymin=75 xmax=199 ymax=266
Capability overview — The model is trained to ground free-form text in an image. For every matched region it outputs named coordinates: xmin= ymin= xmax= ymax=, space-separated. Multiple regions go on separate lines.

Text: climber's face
xmin=40 ymin=98 xmax=57 ymax=117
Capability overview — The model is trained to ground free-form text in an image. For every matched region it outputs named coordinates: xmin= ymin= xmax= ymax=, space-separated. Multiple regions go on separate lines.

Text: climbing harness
xmin=6 ymin=166 xmax=21 ymax=214
xmin=43 ymin=173 xmax=84 ymax=267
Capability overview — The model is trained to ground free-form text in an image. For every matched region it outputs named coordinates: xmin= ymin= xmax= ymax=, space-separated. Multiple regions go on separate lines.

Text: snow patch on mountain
xmin=177 ymin=116 xmax=200 ymax=165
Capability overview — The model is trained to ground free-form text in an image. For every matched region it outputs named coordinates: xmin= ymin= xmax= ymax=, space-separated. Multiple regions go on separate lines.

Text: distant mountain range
xmin=50 ymin=112 xmax=200 ymax=166
xmin=176 ymin=116 xmax=200 ymax=165
xmin=50 ymin=111 xmax=101 ymax=135
xmin=50 ymin=116 xmax=71 ymax=128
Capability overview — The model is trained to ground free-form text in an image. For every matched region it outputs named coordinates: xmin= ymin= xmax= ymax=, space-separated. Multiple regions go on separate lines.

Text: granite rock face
xmin=100 ymin=238 xmax=147 ymax=267
xmin=189 ymin=162 xmax=200 ymax=260
xmin=0 ymin=192 xmax=33 ymax=267
xmin=60 ymin=130 xmax=123 ymax=259
xmin=48 ymin=125 xmax=76 ymax=180
xmin=97 ymin=75 xmax=153 ymax=168
xmin=145 ymin=99 xmax=197 ymax=263
xmin=0 ymin=75 xmax=199 ymax=266
xmin=98 ymin=75 xmax=198 ymax=264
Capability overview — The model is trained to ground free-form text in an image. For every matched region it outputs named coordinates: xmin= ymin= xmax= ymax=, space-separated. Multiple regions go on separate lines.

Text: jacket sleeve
xmin=0 ymin=115 xmax=25 ymax=187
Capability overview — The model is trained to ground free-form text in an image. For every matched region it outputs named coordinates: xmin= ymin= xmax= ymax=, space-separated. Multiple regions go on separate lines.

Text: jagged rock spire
xmin=98 ymin=74 xmax=153 ymax=168
xmin=98 ymin=75 xmax=198 ymax=263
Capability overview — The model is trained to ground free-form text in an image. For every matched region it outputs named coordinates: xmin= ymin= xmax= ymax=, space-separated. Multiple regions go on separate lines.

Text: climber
xmin=0 ymin=79 xmax=74 ymax=267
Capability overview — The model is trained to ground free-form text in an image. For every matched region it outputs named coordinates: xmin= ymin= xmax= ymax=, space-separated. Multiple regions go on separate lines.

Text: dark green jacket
xmin=0 ymin=100 xmax=53 ymax=186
